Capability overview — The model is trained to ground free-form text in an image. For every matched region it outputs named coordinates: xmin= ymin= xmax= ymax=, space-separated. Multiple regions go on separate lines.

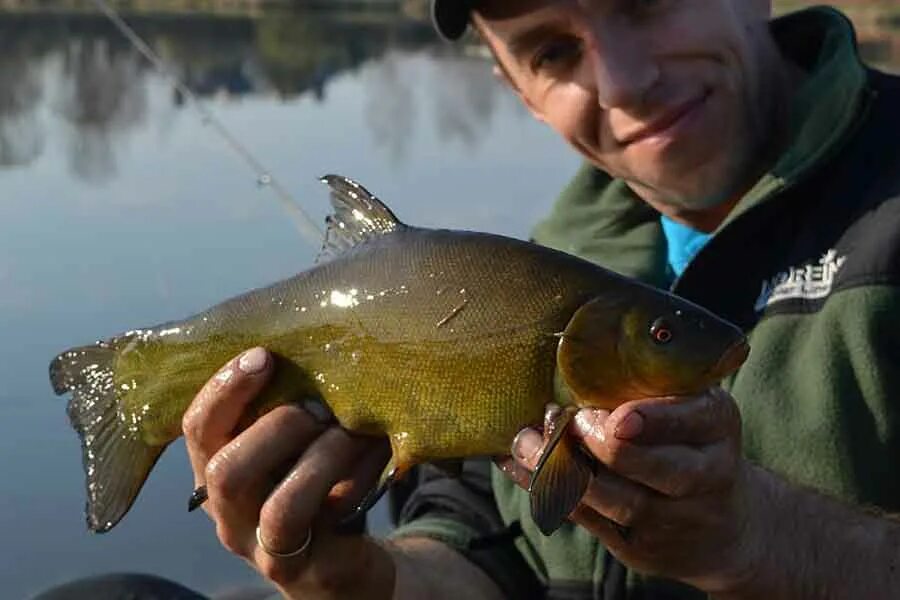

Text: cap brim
xmin=431 ymin=0 xmax=470 ymax=41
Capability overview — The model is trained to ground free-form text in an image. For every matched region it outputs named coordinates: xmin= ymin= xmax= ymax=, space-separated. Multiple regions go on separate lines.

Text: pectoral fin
xmin=527 ymin=407 xmax=593 ymax=536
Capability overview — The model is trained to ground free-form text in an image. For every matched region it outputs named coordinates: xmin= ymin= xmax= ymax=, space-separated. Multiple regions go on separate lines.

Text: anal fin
xmin=528 ymin=406 xmax=593 ymax=536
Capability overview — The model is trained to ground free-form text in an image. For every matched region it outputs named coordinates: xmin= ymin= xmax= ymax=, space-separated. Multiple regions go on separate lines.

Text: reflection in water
xmin=364 ymin=52 xmax=417 ymax=163
xmin=0 ymin=43 xmax=45 ymax=167
xmin=432 ymin=55 xmax=503 ymax=147
xmin=58 ymin=39 xmax=149 ymax=182
xmin=0 ymin=4 xmax=897 ymax=181
xmin=0 ymin=11 xmax=458 ymax=181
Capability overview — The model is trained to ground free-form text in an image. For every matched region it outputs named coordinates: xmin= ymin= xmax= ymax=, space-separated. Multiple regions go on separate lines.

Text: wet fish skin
xmin=49 ymin=174 xmax=749 ymax=535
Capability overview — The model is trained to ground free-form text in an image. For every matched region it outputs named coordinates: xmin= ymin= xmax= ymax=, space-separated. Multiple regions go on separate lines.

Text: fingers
xmin=183 ymin=347 xmax=274 ymax=485
xmin=325 ymin=437 xmax=392 ymax=516
xmin=573 ymin=466 xmax=653 ymax=529
xmin=203 ymin=405 xmax=327 ymax=533
xmin=572 ymin=403 xmax=739 ymax=497
xmin=501 ymin=391 xmax=741 ymax=500
xmin=255 ymin=428 xmax=371 ymax=558
xmin=599 ymin=388 xmax=741 ymax=447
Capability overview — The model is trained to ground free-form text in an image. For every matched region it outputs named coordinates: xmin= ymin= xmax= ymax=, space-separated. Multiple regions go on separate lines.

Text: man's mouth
xmin=617 ymin=92 xmax=711 ymax=147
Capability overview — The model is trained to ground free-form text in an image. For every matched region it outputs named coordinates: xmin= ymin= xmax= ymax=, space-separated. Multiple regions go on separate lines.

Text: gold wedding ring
xmin=256 ymin=525 xmax=313 ymax=558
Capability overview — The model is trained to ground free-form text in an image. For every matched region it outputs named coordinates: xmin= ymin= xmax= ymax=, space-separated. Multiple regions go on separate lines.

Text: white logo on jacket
xmin=755 ymin=249 xmax=847 ymax=312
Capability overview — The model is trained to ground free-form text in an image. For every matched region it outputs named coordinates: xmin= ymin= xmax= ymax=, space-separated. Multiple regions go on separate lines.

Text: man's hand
xmin=182 ymin=347 xmax=396 ymax=599
xmin=498 ymin=388 xmax=763 ymax=593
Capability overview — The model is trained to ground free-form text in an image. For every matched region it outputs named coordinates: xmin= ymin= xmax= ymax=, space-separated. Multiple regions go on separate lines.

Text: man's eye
xmin=531 ymin=38 xmax=582 ymax=74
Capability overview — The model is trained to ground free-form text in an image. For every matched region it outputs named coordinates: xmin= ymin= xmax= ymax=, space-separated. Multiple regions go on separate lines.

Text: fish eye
xmin=650 ymin=318 xmax=673 ymax=344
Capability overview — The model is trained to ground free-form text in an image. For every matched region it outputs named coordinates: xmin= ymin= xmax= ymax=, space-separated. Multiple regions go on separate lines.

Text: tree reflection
xmin=57 ymin=38 xmax=149 ymax=183
xmin=364 ymin=51 xmax=417 ymax=164
xmin=431 ymin=54 xmax=501 ymax=147
xmin=0 ymin=2 xmax=894 ymax=181
xmin=0 ymin=32 xmax=46 ymax=168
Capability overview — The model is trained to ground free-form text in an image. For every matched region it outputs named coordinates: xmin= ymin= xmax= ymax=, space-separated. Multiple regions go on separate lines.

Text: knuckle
xmin=610 ymin=492 xmax=646 ymax=526
xmin=181 ymin=409 xmax=201 ymax=440
xmin=181 ymin=392 xmax=211 ymax=440
xmin=205 ymin=456 xmax=243 ymax=502
xmin=269 ymin=404 xmax=312 ymax=432
xmin=665 ymin=470 xmax=698 ymax=498
xmin=258 ymin=501 xmax=296 ymax=544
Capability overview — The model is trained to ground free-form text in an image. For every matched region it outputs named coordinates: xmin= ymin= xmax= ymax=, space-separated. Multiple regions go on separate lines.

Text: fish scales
xmin=50 ymin=174 xmax=749 ymax=534
xmin=118 ymin=228 xmax=611 ymax=460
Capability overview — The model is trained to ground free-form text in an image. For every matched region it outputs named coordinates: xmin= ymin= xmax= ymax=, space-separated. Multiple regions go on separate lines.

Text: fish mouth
xmin=710 ymin=338 xmax=750 ymax=379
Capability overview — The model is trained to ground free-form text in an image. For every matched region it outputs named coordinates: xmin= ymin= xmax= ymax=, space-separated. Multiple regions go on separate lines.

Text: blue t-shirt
xmin=660 ymin=215 xmax=712 ymax=278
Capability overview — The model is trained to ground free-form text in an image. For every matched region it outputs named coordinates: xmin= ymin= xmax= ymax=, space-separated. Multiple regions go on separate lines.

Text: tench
xmin=50 ymin=175 xmax=749 ymax=537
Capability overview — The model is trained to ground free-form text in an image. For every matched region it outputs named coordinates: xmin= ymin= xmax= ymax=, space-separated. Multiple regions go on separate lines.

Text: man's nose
xmin=585 ymin=29 xmax=659 ymax=110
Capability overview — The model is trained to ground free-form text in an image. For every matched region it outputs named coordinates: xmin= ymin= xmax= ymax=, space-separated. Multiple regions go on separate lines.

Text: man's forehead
xmin=474 ymin=0 xmax=592 ymax=34
xmin=475 ymin=0 xmax=584 ymax=20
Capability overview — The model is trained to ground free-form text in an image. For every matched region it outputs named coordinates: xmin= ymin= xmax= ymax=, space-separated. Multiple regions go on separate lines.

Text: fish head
xmin=557 ymin=289 xmax=749 ymax=408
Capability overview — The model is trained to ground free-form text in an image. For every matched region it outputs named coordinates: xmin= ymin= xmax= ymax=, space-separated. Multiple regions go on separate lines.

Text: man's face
xmin=473 ymin=0 xmax=779 ymax=217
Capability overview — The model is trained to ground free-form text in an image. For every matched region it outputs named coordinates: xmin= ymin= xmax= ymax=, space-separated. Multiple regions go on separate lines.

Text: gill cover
xmin=556 ymin=295 xmax=633 ymax=409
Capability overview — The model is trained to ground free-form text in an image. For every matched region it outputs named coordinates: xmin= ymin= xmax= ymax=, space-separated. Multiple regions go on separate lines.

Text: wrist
xmin=689 ymin=461 xmax=778 ymax=598
xmin=279 ymin=535 xmax=396 ymax=600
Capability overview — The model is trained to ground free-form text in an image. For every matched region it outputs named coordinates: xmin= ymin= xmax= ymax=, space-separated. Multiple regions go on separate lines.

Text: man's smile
xmin=616 ymin=90 xmax=712 ymax=149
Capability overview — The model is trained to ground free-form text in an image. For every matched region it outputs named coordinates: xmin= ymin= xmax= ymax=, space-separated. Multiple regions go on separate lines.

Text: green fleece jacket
xmin=390 ymin=6 xmax=900 ymax=599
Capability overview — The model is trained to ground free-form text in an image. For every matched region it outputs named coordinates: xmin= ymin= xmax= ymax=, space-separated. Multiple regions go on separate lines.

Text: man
xmin=37 ymin=1 xmax=900 ymax=599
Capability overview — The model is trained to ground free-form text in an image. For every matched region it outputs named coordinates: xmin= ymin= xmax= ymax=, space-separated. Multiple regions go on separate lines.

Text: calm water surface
xmin=1 ymin=5 xmax=898 ymax=598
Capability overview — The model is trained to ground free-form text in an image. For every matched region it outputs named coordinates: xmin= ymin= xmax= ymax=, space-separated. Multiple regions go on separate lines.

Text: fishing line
xmin=89 ymin=0 xmax=325 ymax=247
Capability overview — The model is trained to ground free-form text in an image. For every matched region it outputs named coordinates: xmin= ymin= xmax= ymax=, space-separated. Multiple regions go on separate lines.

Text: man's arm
xmin=389 ymin=537 xmax=506 ymax=600
xmin=711 ymin=464 xmax=900 ymax=600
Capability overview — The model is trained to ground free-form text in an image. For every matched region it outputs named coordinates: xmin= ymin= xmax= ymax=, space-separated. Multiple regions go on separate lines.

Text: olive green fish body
xmin=115 ymin=227 xmax=619 ymax=464
xmin=50 ymin=175 xmax=749 ymax=534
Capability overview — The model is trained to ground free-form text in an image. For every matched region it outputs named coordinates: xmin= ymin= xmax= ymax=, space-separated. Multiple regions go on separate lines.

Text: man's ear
xmin=492 ymin=63 xmax=548 ymax=123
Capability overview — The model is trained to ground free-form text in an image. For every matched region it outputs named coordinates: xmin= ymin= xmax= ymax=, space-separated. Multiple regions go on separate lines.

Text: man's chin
xmin=622 ymin=175 xmax=740 ymax=223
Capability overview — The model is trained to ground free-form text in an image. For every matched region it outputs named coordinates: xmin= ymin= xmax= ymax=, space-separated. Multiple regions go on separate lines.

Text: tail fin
xmin=50 ymin=340 xmax=164 ymax=533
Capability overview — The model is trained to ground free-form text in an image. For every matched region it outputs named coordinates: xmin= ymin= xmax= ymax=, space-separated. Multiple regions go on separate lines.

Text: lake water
xmin=1 ymin=4 xmax=898 ymax=599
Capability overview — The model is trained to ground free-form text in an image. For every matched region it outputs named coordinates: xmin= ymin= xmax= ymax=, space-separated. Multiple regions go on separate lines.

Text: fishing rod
xmin=89 ymin=0 xmax=325 ymax=247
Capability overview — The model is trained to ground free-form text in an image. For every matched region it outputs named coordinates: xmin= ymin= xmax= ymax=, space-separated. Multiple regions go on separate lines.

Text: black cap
xmin=431 ymin=0 xmax=472 ymax=41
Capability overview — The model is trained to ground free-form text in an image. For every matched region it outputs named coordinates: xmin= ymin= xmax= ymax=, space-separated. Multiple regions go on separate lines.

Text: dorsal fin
xmin=316 ymin=174 xmax=406 ymax=264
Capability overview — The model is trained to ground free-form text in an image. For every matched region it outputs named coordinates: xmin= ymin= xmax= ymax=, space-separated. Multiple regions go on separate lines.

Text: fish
xmin=49 ymin=174 xmax=750 ymax=537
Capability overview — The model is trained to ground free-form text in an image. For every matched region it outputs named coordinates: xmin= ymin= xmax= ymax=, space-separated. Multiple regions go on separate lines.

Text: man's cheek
xmin=542 ymin=86 xmax=597 ymax=147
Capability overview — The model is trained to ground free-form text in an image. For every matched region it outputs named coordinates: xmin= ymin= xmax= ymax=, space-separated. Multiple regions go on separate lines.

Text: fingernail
xmin=512 ymin=428 xmax=542 ymax=465
xmin=238 ymin=347 xmax=268 ymax=374
xmin=614 ymin=411 xmax=644 ymax=440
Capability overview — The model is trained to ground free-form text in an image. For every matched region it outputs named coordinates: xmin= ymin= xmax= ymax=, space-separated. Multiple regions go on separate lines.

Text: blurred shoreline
xmin=0 ymin=1 xmax=896 ymax=71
